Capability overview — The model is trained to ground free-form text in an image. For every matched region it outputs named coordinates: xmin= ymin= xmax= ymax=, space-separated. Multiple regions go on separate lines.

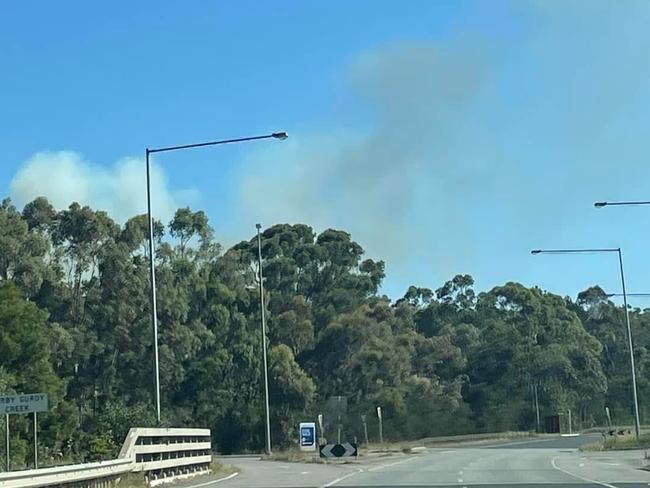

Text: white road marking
xmin=495 ymin=437 xmax=568 ymax=448
xmin=551 ymin=456 xmax=619 ymax=488
xmin=186 ymin=472 xmax=239 ymax=487
xmin=457 ymin=478 xmax=463 ymax=483
xmin=301 ymin=471 xmax=308 ymax=474
xmin=579 ymin=463 xmax=585 ymax=467
xmin=323 ymin=468 xmax=364 ymax=487
xmin=367 ymin=456 xmax=417 ymax=472
xmin=458 ymin=470 xmax=464 ymax=475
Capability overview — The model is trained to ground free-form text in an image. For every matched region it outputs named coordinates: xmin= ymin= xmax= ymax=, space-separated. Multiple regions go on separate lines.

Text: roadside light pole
xmin=531 ymin=247 xmax=641 ymax=440
xmin=145 ymin=132 xmax=288 ymax=423
xmin=256 ymin=223 xmax=272 ymax=455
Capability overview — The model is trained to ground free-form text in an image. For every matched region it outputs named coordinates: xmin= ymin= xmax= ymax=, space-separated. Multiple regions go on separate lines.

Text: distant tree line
xmin=0 ymin=197 xmax=648 ymax=467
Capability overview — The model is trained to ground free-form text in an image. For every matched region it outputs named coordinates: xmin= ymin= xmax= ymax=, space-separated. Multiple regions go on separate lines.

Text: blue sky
xmin=3 ymin=1 xmax=650 ymax=302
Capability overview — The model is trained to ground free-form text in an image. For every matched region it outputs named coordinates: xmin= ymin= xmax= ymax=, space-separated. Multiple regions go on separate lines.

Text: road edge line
xmin=551 ymin=456 xmax=618 ymax=488
xmin=322 ymin=468 xmax=364 ymax=487
xmin=186 ymin=471 xmax=239 ymax=487
xmin=367 ymin=456 xmax=418 ymax=472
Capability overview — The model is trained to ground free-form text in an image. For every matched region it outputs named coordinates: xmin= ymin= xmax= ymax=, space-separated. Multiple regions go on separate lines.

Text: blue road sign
xmin=299 ymin=422 xmax=316 ymax=451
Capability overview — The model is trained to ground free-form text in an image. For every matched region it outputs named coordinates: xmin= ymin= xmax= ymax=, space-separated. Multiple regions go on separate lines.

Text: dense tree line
xmin=0 ymin=197 xmax=648 ymax=467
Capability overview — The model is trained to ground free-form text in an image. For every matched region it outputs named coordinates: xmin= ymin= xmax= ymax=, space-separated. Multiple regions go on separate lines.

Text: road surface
xmin=191 ymin=434 xmax=650 ymax=488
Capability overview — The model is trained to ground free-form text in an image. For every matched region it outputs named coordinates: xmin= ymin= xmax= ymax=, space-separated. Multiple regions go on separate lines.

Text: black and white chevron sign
xmin=319 ymin=442 xmax=358 ymax=458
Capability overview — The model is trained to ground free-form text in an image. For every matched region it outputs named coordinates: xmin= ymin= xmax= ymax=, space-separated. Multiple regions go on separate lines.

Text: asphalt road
xmin=189 ymin=434 xmax=650 ymax=488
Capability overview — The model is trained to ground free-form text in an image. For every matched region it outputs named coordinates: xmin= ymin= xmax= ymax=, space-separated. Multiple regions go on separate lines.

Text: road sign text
xmin=0 ymin=393 xmax=48 ymax=415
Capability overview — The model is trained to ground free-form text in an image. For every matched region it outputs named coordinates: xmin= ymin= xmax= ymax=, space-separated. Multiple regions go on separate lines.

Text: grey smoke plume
xmin=237 ymin=42 xmax=487 ymax=286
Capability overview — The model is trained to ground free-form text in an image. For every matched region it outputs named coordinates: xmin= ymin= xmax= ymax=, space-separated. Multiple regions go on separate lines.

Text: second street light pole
xmin=257 ymin=223 xmax=272 ymax=455
xmin=145 ymin=148 xmax=161 ymax=424
xmin=531 ymin=247 xmax=641 ymax=439
xmin=146 ymin=132 xmax=287 ymax=423
xmin=617 ymin=249 xmax=642 ymax=441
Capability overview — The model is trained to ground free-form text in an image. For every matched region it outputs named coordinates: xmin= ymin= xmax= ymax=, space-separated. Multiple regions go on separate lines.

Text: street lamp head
xmin=272 ymin=132 xmax=288 ymax=140
xmin=608 ymin=292 xmax=650 ymax=297
xmin=531 ymin=249 xmax=542 ymax=255
xmin=594 ymin=201 xmax=608 ymax=208
xmin=256 ymin=223 xmax=262 ymax=230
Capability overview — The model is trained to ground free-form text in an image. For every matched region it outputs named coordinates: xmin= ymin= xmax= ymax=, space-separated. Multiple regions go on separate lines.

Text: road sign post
xmin=317 ymin=414 xmax=324 ymax=441
xmin=533 ymin=383 xmax=540 ymax=433
xmin=5 ymin=414 xmax=8 ymax=472
xmin=361 ymin=414 xmax=369 ymax=445
xmin=376 ymin=406 xmax=383 ymax=445
xmin=33 ymin=412 xmax=38 ymax=469
xmin=336 ymin=396 xmax=343 ymax=444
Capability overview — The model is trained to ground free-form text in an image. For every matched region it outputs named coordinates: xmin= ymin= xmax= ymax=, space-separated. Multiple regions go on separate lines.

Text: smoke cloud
xmin=237 ymin=42 xmax=487 ymax=286
xmin=235 ymin=2 xmax=650 ymax=297
xmin=10 ymin=150 xmax=197 ymax=223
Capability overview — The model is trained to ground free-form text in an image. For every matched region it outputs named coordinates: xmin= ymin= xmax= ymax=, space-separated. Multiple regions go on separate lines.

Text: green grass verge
xmin=116 ymin=460 xmax=237 ymax=487
xmin=210 ymin=459 xmax=238 ymax=475
xmin=418 ymin=430 xmax=539 ymax=447
xmin=264 ymin=449 xmax=327 ymax=463
xmin=364 ymin=442 xmax=436 ymax=454
xmin=116 ymin=472 xmax=147 ymax=488
xmin=580 ymin=432 xmax=650 ymax=451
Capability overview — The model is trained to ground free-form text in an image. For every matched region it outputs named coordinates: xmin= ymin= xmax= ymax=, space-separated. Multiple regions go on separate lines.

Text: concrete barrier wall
xmin=123 ymin=427 xmax=212 ymax=483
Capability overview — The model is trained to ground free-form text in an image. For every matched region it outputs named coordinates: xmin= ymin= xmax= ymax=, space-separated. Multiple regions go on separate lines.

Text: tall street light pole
xmin=531 ymin=247 xmax=641 ymax=439
xmin=146 ymin=132 xmax=288 ymax=423
xmin=256 ymin=224 xmax=272 ymax=455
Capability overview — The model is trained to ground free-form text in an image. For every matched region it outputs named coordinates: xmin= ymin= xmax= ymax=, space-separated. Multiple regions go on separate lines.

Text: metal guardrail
xmin=0 ymin=458 xmax=133 ymax=488
xmin=0 ymin=427 xmax=212 ymax=487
